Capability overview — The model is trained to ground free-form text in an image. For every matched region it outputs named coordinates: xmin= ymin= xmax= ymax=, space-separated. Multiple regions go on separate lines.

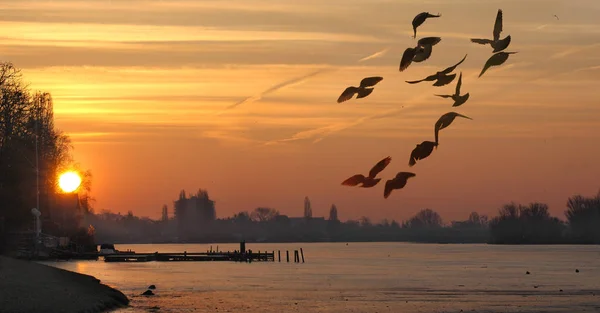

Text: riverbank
xmin=0 ymin=256 xmax=129 ymax=313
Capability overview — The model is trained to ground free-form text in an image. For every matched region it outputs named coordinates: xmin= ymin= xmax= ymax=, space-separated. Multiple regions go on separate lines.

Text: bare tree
xmin=251 ymin=207 xmax=280 ymax=222
xmin=403 ymin=208 xmax=443 ymax=228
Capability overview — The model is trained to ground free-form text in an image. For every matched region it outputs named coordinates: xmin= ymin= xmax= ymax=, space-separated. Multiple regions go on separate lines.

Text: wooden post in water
xmin=278 ymin=250 xmax=281 ymax=262
xmin=300 ymin=248 xmax=305 ymax=263
xmin=293 ymin=250 xmax=298 ymax=263
xmin=286 ymin=250 xmax=289 ymax=262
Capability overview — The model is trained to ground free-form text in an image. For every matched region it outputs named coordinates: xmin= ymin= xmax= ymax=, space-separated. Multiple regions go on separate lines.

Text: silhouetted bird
xmin=471 ymin=9 xmax=512 ymax=53
xmin=399 ymin=37 xmax=441 ymax=71
xmin=435 ymin=72 xmax=470 ymax=107
xmin=409 ymin=141 xmax=438 ymax=167
xmin=553 ymin=14 xmax=559 ymax=20
xmin=337 ymin=77 xmax=383 ymax=103
xmin=406 ymin=54 xmax=467 ymax=86
xmin=434 ymin=112 xmax=473 ymax=144
xmin=412 ymin=12 xmax=441 ymax=38
xmin=479 ymin=51 xmax=517 ymax=77
xmin=342 ymin=156 xmax=391 ymax=188
xmin=384 ymin=172 xmax=416 ymax=199
xmin=413 ymin=37 xmax=442 ymax=63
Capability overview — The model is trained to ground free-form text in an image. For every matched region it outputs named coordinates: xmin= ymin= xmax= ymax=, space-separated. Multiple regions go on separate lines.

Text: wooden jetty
xmin=103 ymin=242 xmax=306 ymax=264
xmin=105 ymin=251 xmax=274 ymax=263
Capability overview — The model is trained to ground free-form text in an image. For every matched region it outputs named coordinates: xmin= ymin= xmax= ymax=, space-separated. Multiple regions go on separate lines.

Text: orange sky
xmin=1 ymin=0 xmax=599 ymax=222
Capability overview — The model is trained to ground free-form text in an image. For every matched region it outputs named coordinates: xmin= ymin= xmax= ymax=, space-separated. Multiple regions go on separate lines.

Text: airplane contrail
xmin=217 ymin=46 xmax=391 ymax=115
xmin=216 ymin=67 xmax=334 ymax=115
xmin=358 ymin=47 xmax=390 ymax=62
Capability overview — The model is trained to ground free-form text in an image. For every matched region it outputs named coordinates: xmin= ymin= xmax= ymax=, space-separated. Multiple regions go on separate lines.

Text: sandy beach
xmin=0 ymin=256 xmax=129 ymax=313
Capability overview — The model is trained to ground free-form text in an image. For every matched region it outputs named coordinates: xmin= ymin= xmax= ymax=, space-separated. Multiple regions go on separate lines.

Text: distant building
xmin=173 ymin=189 xmax=216 ymax=238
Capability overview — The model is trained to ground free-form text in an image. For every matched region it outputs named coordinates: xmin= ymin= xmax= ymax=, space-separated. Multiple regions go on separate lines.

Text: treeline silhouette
xmin=0 ymin=62 xmax=93 ymax=253
xmin=87 ymin=191 xmax=600 ymax=245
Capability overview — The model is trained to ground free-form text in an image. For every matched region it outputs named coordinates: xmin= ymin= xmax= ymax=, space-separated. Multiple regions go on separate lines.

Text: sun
xmin=58 ymin=171 xmax=82 ymax=193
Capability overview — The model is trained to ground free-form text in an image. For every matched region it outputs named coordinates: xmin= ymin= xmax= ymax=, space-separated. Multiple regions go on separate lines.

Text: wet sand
xmin=0 ymin=256 xmax=129 ymax=313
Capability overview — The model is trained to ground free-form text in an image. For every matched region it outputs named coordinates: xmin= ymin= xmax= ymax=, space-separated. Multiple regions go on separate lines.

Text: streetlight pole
xmin=35 ymin=117 xmax=40 ymax=220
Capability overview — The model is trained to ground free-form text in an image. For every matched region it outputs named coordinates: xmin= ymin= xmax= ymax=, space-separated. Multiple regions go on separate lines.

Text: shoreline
xmin=0 ymin=256 xmax=129 ymax=313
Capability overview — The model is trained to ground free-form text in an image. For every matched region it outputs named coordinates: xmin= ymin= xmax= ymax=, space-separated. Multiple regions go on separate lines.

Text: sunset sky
xmin=1 ymin=0 xmax=599 ymax=222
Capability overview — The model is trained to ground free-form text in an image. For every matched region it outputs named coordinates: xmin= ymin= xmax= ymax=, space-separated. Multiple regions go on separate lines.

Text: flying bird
xmin=553 ymin=14 xmax=559 ymax=20
xmin=337 ymin=76 xmax=383 ymax=103
xmin=470 ymin=9 xmax=512 ymax=53
xmin=412 ymin=12 xmax=441 ymax=38
xmin=384 ymin=172 xmax=416 ymax=199
xmin=341 ymin=156 xmax=391 ymax=188
xmin=406 ymin=54 xmax=467 ymax=86
xmin=479 ymin=51 xmax=518 ymax=77
xmin=434 ymin=112 xmax=473 ymax=144
xmin=399 ymin=37 xmax=442 ymax=71
xmin=409 ymin=141 xmax=438 ymax=167
xmin=434 ymin=72 xmax=470 ymax=107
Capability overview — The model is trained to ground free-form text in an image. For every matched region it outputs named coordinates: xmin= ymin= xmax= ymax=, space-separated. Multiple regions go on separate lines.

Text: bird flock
xmin=340 ymin=9 xmax=518 ymax=199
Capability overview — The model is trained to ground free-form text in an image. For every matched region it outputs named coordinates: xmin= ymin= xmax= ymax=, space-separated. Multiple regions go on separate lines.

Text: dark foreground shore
xmin=0 ymin=256 xmax=129 ymax=313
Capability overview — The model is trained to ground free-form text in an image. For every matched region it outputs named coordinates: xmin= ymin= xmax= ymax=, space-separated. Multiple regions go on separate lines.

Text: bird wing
xmin=368 ymin=156 xmax=391 ymax=178
xmin=341 ymin=174 xmax=366 ymax=186
xmin=435 ymin=94 xmax=453 ymax=98
xmin=407 ymin=73 xmax=438 ymax=84
xmin=455 ymin=72 xmax=463 ymax=95
xmin=408 ymin=146 xmax=419 ymax=167
xmin=492 ymin=35 xmax=511 ymax=53
xmin=493 ymin=9 xmax=503 ymax=42
xmin=337 ymin=87 xmax=358 ymax=103
xmin=383 ymin=180 xmax=394 ymax=199
xmin=434 ymin=115 xmax=450 ymax=143
xmin=433 ymin=73 xmax=456 ymax=86
xmin=355 ymin=87 xmax=374 ymax=99
xmin=399 ymin=48 xmax=416 ymax=72
xmin=440 ymin=54 xmax=467 ymax=74
xmin=359 ymin=76 xmax=383 ymax=88
xmin=417 ymin=37 xmax=442 ymax=47
xmin=470 ymin=38 xmax=494 ymax=45
xmin=412 ymin=44 xmax=433 ymax=63
xmin=479 ymin=53 xmax=502 ymax=78
xmin=397 ymin=172 xmax=417 ymax=180
xmin=455 ymin=112 xmax=473 ymax=120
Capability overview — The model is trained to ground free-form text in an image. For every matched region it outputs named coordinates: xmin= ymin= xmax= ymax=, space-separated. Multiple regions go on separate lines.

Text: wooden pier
xmin=104 ymin=251 xmax=274 ymax=263
xmin=103 ymin=242 xmax=306 ymax=263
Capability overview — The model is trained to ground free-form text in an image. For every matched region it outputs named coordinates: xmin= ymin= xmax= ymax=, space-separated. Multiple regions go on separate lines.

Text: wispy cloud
xmin=217 ymin=67 xmax=335 ymax=113
xmin=550 ymin=43 xmax=600 ymax=60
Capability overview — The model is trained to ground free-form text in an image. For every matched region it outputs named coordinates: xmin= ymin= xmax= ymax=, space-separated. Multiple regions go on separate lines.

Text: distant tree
xmin=390 ymin=220 xmax=400 ymax=228
xmin=359 ymin=216 xmax=372 ymax=227
xmin=304 ymin=196 xmax=313 ymax=219
xmin=403 ymin=209 xmax=443 ymax=229
xmin=328 ymin=204 xmax=339 ymax=222
xmin=490 ymin=202 xmax=563 ymax=244
xmin=232 ymin=211 xmax=251 ymax=224
xmin=565 ymin=193 xmax=600 ymax=243
xmin=251 ymin=207 xmax=280 ymax=222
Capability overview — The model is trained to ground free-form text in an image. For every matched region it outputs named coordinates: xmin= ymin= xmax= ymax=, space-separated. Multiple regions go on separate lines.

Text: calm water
xmin=43 ymin=243 xmax=600 ymax=313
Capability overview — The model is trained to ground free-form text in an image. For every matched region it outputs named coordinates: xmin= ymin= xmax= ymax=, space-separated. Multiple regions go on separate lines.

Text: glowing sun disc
xmin=59 ymin=172 xmax=81 ymax=193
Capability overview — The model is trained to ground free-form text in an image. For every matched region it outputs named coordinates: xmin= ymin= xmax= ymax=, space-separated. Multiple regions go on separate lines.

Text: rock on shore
xmin=0 ymin=256 xmax=129 ymax=313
